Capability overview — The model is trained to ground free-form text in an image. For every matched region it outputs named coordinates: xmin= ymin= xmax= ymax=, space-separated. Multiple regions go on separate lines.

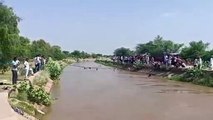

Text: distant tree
xmin=114 ymin=47 xmax=133 ymax=56
xmin=136 ymin=35 xmax=183 ymax=56
xmin=51 ymin=45 xmax=65 ymax=60
xmin=91 ymin=53 xmax=97 ymax=58
xmin=31 ymin=39 xmax=52 ymax=57
xmin=80 ymin=51 xmax=90 ymax=58
xmin=70 ymin=50 xmax=81 ymax=58
xmin=62 ymin=51 xmax=70 ymax=58
xmin=181 ymin=40 xmax=209 ymax=60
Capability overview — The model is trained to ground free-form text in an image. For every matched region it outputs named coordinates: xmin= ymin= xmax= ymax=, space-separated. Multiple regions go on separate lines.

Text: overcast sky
xmin=6 ymin=0 xmax=213 ymax=54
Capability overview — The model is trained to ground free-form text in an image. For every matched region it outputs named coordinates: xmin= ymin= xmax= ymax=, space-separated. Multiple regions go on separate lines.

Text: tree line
xmin=114 ymin=35 xmax=213 ymax=61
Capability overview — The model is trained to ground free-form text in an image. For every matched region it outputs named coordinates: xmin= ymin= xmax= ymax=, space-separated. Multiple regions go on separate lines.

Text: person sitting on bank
xmin=11 ymin=57 xmax=20 ymax=85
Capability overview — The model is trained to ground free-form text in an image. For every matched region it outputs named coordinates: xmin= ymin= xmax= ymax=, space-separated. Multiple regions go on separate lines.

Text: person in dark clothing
xmin=40 ymin=55 xmax=45 ymax=70
xmin=11 ymin=57 xmax=20 ymax=85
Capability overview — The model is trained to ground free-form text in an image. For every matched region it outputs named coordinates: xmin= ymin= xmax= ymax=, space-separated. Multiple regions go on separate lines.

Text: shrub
xmin=171 ymin=68 xmax=213 ymax=87
xmin=28 ymin=86 xmax=51 ymax=106
xmin=17 ymin=81 xmax=31 ymax=92
xmin=15 ymin=82 xmax=51 ymax=106
xmin=46 ymin=57 xmax=62 ymax=80
xmin=182 ymin=69 xmax=204 ymax=82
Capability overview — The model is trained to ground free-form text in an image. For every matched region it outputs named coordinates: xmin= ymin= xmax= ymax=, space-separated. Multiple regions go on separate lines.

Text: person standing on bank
xmin=24 ymin=58 xmax=30 ymax=79
xmin=210 ymin=56 xmax=213 ymax=70
xmin=11 ymin=57 xmax=20 ymax=85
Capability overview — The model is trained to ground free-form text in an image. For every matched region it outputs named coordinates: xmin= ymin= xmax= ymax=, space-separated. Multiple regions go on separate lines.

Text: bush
xmin=15 ymin=82 xmax=52 ymax=106
xmin=58 ymin=61 xmax=67 ymax=69
xmin=17 ymin=81 xmax=31 ymax=92
xmin=28 ymin=86 xmax=51 ymax=106
xmin=171 ymin=68 xmax=213 ymax=87
xmin=46 ymin=57 xmax=62 ymax=80
xmin=182 ymin=69 xmax=204 ymax=82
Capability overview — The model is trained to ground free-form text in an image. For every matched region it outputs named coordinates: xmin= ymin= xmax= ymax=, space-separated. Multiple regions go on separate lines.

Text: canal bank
xmin=43 ymin=61 xmax=213 ymax=120
xmin=0 ymin=58 xmax=75 ymax=120
xmin=0 ymin=72 xmax=48 ymax=120
xmin=95 ymin=60 xmax=213 ymax=87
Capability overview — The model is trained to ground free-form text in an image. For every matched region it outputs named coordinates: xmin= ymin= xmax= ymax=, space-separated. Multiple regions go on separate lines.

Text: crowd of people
xmin=11 ymin=55 xmax=47 ymax=85
xmin=112 ymin=53 xmax=213 ymax=70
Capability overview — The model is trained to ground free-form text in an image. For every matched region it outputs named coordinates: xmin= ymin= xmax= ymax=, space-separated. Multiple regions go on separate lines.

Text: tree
xmin=136 ymin=35 xmax=183 ymax=56
xmin=70 ymin=50 xmax=81 ymax=58
xmin=181 ymin=40 xmax=209 ymax=60
xmin=51 ymin=45 xmax=65 ymax=60
xmin=63 ymin=51 xmax=70 ymax=56
xmin=114 ymin=47 xmax=133 ymax=56
xmin=0 ymin=2 xmax=20 ymax=73
xmin=31 ymin=39 xmax=52 ymax=57
xmin=15 ymin=36 xmax=31 ymax=58
xmin=203 ymin=49 xmax=213 ymax=61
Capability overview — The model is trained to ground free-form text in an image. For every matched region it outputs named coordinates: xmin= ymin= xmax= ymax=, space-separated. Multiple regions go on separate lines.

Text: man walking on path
xmin=11 ymin=57 xmax=20 ymax=85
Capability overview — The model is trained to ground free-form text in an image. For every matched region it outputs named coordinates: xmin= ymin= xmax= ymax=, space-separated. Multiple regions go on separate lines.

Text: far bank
xmin=95 ymin=60 xmax=213 ymax=87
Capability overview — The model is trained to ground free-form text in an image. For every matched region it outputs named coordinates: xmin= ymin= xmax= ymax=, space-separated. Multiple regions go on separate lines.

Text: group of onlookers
xmin=11 ymin=55 xmax=46 ymax=85
xmin=112 ymin=53 xmax=186 ymax=68
xmin=112 ymin=54 xmax=213 ymax=71
xmin=34 ymin=55 xmax=46 ymax=72
xmin=194 ymin=56 xmax=213 ymax=70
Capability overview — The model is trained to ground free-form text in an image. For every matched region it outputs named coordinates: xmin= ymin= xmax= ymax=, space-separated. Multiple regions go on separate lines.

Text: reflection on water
xmin=43 ymin=62 xmax=213 ymax=120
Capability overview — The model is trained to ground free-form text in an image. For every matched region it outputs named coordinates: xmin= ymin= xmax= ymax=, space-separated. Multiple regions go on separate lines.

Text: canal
xmin=44 ymin=62 xmax=213 ymax=120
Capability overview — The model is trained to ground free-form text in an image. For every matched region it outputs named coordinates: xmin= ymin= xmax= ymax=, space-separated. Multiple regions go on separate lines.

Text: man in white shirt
xmin=210 ymin=57 xmax=213 ymax=70
xmin=198 ymin=57 xmax=203 ymax=69
xmin=24 ymin=58 xmax=30 ymax=79
xmin=11 ymin=57 xmax=20 ymax=84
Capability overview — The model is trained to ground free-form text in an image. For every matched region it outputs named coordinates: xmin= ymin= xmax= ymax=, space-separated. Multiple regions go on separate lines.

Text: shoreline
xmin=3 ymin=71 xmax=54 ymax=120
xmin=95 ymin=60 xmax=213 ymax=88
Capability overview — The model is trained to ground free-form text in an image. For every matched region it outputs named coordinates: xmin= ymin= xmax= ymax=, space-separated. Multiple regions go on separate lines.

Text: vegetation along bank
xmin=95 ymin=59 xmax=213 ymax=88
xmin=7 ymin=58 xmax=75 ymax=120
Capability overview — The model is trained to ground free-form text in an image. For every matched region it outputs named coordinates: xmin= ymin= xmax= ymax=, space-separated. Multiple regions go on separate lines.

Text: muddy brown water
xmin=43 ymin=62 xmax=213 ymax=120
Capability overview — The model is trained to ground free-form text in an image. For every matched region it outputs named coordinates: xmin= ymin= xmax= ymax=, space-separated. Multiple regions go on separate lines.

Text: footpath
xmin=0 ymin=72 xmax=43 ymax=120
xmin=0 ymin=92 xmax=27 ymax=120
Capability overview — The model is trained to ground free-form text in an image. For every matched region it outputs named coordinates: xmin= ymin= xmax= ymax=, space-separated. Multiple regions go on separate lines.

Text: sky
xmin=5 ymin=0 xmax=213 ymax=55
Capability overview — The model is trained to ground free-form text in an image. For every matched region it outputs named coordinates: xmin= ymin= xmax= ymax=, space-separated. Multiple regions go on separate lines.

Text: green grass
xmin=170 ymin=69 xmax=213 ymax=87
xmin=9 ymin=98 xmax=37 ymax=116
xmin=0 ymin=71 xmax=12 ymax=82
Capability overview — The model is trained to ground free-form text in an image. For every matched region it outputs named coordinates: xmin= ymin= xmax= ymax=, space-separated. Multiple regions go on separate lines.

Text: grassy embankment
xmin=1 ymin=58 xmax=75 ymax=119
xmin=95 ymin=59 xmax=213 ymax=87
